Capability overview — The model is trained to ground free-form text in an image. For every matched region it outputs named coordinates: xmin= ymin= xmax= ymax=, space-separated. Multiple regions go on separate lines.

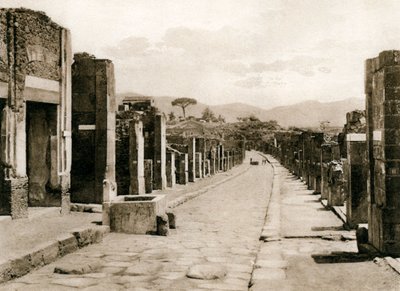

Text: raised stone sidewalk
xmin=0 ymin=152 xmax=252 ymax=285
xmin=0 ymin=151 xmax=272 ymax=290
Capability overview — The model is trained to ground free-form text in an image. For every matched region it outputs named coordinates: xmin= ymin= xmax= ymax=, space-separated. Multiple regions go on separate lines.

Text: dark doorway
xmin=26 ymin=101 xmax=59 ymax=206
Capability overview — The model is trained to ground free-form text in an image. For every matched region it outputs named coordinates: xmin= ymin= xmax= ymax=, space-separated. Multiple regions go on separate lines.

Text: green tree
xmin=171 ymin=97 xmax=197 ymax=118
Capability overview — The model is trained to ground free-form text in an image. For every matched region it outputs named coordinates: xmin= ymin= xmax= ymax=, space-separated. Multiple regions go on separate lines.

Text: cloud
xmin=234 ymin=76 xmax=264 ymax=89
xmin=224 ymin=56 xmax=331 ymax=77
xmin=103 ymin=36 xmax=151 ymax=58
xmin=162 ymin=26 xmax=263 ymax=60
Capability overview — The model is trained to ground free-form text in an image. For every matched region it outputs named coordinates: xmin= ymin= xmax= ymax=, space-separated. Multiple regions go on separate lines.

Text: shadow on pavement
xmin=312 ymin=252 xmax=377 ymax=264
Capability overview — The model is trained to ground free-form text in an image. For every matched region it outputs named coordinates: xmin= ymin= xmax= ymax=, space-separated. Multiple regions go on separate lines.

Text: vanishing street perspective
xmin=1 ymin=1 xmax=400 ymax=290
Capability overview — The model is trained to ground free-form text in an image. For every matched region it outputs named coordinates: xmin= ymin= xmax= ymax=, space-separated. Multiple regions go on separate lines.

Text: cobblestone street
xmin=1 ymin=152 xmax=273 ymax=290
xmin=2 ymin=153 xmax=400 ymax=290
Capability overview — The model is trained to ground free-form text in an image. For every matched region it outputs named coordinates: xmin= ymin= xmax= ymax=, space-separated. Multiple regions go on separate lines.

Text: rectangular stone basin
xmin=109 ymin=195 xmax=166 ymax=234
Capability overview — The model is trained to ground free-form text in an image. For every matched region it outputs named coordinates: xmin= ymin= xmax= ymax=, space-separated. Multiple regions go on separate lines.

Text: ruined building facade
xmin=0 ymin=9 xmax=72 ymax=218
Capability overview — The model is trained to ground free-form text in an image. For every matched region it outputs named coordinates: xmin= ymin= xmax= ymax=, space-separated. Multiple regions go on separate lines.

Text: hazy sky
xmin=4 ymin=0 xmax=400 ymax=108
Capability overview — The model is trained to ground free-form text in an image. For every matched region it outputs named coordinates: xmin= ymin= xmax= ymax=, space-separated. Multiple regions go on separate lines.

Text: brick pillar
xmin=144 ymin=159 xmax=153 ymax=193
xmin=153 ymin=114 xmax=166 ymax=190
xmin=346 ymin=133 xmax=368 ymax=227
xmin=188 ymin=137 xmax=196 ymax=182
xmin=129 ymin=120 xmax=145 ymax=195
xmin=166 ymin=152 xmax=176 ymax=188
xmin=366 ymin=51 xmax=400 ymax=255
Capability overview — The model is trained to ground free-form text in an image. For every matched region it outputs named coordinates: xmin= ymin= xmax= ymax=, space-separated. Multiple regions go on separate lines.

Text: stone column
xmin=59 ymin=28 xmax=73 ymax=215
xmin=188 ymin=137 xmax=196 ymax=182
xmin=210 ymin=148 xmax=216 ymax=175
xmin=195 ymin=152 xmax=203 ymax=178
xmin=175 ymin=153 xmax=188 ymax=185
xmin=144 ymin=159 xmax=153 ymax=193
xmin=320 ymin=144 xmax=332 ymax=200
xmin=196 ymin=138 xmax=206 ymax=178
xmin=366 ymin=51 xmax=400 ymax=255
xmin=216 ymin=144 xmax=221 ymax=172
xmin=153 ymin=114 xmax=166 ymax=190
xmin=129 ymin=119 xmax=145 ymax=195
xmin=346 ymin=133 xmax=368 ymax=228
xmin=166 ymin=151 xmax=176 ymax=188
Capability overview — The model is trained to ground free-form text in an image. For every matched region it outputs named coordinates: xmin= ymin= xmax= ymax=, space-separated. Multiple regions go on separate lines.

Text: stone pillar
xmin=144 ymin=159 xmax=153 ymax=193
xmin=241 ymin=139 xmax=246 ymax=162
xmin=166 ymin=152 xmax=176 ymax=188
xmin=153 ymin=114 xmax=166 ymax=190
xmin=129 ymin=119 xmax=145 ymax=195
xmin=59 ymin=28 xmax=73 ymax=215
xmin=195 ymin=152 xmax=203 ymax=178
xmin=366 ymin=51 xmax=400 ymax=255
xmin=72 ymin=54 xmax=117 ymax=207
xmin=196 ymin=138 xmax=206 ymax=178
xmin=320 ymin=144 xmax=332 ymax=200
xmin=220 ymin=144 xmax=225 ymax=171
xmin=346 ymin=133 xmax=368 ymax=227
xmin=311 ymin=133 xmax=324 ymax=193
xmin=188 ymin=137 xmax=196 ymax=182
xmin=205 ymin=159 xmax=210 ymax=176
xmin=216 ymin=144 xmax=221 ymax=172
xmin=210 ymin=148 xmax=216 ymax=175
xmin=327 ymin=161 xmax=344 ymax=207
xmin=176 ymin=153 xmax=188 ymax=185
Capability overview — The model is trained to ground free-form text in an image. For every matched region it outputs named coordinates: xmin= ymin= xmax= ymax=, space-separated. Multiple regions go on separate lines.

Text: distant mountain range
xmin=117 ymin=92 xmax=365 ymax=128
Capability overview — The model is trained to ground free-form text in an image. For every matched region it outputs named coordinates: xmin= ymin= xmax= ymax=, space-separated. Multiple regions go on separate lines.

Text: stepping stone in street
xmin=186 ymin=264 xmax=227 ymax=280
xmin=54 ymin=260 xmax=102 ymax=275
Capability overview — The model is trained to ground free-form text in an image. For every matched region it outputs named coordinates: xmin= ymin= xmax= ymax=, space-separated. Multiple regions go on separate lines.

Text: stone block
xmin=157 ymin=214 xmax=169 ymax=236
xmin=7 ymin=255 xmax=31 ymax=280
xmin=144 ymin=159 xmax=153 ymax=193
xmin=57 ymin=234 xmax=78 ymax=257
xmin=71 ymin=228 xmax=94 ymax=248
xmin=186 ymin=264 xmax=227 ymax=280
xmin=166 ymin=210 xmax=176 ymax=229
xmin=30 ymin=241 xmax=59 ymax=267
xmin=109 ymin=195 xmax=166 ymax=234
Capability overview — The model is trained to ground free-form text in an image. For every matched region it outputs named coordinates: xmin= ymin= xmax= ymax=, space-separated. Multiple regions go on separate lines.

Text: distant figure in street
xmin=262 ymin=159 xmax=267 ymax=165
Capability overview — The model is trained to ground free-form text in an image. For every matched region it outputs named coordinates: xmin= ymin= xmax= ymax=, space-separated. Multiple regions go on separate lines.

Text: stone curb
xmin=249 ymin=153 xmax=287 ymax=289
xmin=384 ymin=257 xmax=400 ymax=275
xmin=257 ymin=153 xmax=281 ymax=241
xmin=167 ymin=163 xmax=252 ymax=209
xmin=320 ymin=198 xmax=348 ymax=226
xmin=0 ymin=225 xmax=109 ymax=284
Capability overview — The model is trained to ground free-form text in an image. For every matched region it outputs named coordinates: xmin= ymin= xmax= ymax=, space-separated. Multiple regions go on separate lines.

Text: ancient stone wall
xmin=366 ymin=51 xmax=400 ymax=255
xmin=0 ymin=8 xmax=71 ymax=218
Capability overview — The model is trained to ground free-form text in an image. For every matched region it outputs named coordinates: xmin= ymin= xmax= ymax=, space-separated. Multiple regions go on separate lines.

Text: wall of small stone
xmin=116 ymin=112 xmax=131 ymax=196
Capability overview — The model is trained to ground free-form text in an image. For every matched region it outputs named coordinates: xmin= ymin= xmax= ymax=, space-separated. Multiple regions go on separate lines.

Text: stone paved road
xmin=250 ymin=158 xmax=400 ymax=291
xmin=1 ymin=152 xmax=273 ymax=290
